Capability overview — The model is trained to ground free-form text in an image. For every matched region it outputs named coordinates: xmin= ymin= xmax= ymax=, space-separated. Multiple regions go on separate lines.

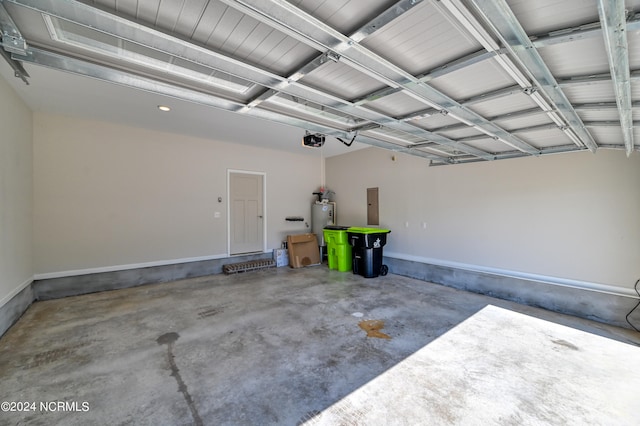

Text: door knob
xmin=258 ymin=215 xmax=263 ymax=218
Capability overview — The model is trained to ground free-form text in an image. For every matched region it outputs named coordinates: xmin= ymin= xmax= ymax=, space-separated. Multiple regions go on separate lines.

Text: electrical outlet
xmin=214 ymin=212 xmax=221 ymax=219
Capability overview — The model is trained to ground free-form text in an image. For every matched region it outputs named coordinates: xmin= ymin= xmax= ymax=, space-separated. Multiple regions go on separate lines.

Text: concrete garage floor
xmin=1 ymin=267 xmax=639 ymax=425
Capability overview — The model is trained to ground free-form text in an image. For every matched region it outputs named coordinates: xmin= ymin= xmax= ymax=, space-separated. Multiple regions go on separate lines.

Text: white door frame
xmin=227 ymin=169 xmax=267 ymax=256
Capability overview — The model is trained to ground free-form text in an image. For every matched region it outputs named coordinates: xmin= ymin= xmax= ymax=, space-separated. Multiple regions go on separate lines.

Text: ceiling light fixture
xmin=158 ymin=105 xmax=171 ymax=112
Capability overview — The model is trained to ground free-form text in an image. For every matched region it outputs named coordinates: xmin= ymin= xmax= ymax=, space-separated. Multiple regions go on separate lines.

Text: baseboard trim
xmin=0 ymin=276 xmax=34 ymax=309
xmin=0 ymin=279 xmax=34 ymax=338
xmin=384 ymin=252 xmax=638 ymax=299
xmin=34 ymin=254 xmax=229 ymax=280
xmin=33 ymin=252 xmax=273 ymax=301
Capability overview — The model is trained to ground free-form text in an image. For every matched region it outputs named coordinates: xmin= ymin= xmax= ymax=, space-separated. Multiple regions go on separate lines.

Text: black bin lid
xmin=324 ymin=225 xmax=350 ymax=230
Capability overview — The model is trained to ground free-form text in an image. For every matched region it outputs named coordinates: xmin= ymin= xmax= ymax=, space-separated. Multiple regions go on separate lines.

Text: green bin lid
xmin=346 ymin=227 xmax=391 ymax=234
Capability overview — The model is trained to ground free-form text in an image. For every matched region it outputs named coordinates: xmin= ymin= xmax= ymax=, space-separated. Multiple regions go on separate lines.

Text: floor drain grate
xmin=223 ymin=259 xmax=276 ymax=274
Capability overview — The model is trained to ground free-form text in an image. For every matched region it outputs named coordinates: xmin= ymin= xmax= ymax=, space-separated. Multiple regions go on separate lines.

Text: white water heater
xmin=311 ymin=202 xmax=336 ymax=247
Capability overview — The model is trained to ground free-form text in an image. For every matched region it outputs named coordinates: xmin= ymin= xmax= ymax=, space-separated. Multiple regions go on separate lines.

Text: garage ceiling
xmin=1 ymin=0 xmax=639 ymax=165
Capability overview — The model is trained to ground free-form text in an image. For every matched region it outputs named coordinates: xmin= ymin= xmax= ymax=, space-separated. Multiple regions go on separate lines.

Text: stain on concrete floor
xmin=156 ymin=332 xmax=203 ymax=426
xmin=358 ymin=319 xmax=391 ymax=339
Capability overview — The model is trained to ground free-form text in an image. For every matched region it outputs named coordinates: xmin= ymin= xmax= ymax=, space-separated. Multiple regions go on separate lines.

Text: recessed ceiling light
xmin=158 ymin=105 xmax=171 ymax=112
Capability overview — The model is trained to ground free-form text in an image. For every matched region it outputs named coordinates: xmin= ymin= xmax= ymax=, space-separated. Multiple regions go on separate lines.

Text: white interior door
xmin=229 ymin=172 xmax=264 ymax=255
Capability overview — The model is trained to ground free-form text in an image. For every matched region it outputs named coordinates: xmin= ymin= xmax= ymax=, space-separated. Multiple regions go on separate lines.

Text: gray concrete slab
xmin=0 ymin=267 xmax=638 ymax=425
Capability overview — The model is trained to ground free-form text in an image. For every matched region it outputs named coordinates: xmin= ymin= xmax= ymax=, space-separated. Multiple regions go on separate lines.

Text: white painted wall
xmin=33 ymin=113 xmax=321 ymax=274
xmin=326 ymin=147 xmax=640 ymax=290
xmin=0 ymin=73 xmax=33 ymax=307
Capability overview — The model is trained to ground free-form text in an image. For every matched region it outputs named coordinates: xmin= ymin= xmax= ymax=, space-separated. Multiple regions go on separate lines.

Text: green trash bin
xmin=323 ymin=226 xmax=352 ymax=272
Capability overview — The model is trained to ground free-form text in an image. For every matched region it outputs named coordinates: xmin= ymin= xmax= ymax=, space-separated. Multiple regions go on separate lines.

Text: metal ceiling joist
xmin=507 ymin=123 xmax=559 ymax=134
xmin=466 ymin=0 xmax=598 ymax=153
xmin=399 ymin=68 xmax=639 ymax=123
xmin=243 ymin=0 xmax=424 ymax=107
xmin=0 ymin=1 xmax=26 ymax=54
xmin=352 ymin=85 xmax=398 ymax=106
xmin=597 ymin=0 xmax=634 ymax=156
xmin=0 ymin=44 xmax=27 ymax=83
xmin=488 ymin=107 xmax=551 ymax=122
xmin=532 ymin=12 xmax=640 ymax=48
xmin=355 ymin=12 xmax=640 ymax=107
xmin=416 ymin=0 xmax=567 ymax=135
xmin=21 ymin=47 xmax=243 ymax=112
xmin=532 ymin=22 xmax=604 ymax=48
xmin=233 ymin=0 xmax=496 ymax=161
xmin=601 ymin=144 xmax=640 ymax=151
xmin=559 ymin=70 xmax=640 ymax=87
xmin=4 ymin=0 xmax=633 ymax=165
xmin=6 ymin=0 xmax=283 ymax=86
xmin=434 ymin=95 xmax=640 ymax=134
xmin=239 ymin=53 xmax=331 ymax=112
xmin=352 ymin=49 xmax=499 ymax=106
xmin=585 ymin=120 xmax=638 ymax=127
xmin=399 ymin=84 xmax=526 ymax=123
xmin=220 ymin=0 xmax=539 ymax=156
xmin=431 ymin=107 xmax=548 ymax=133
xmin=6 ymin=0 xmax=493 ymax=160
xmin=459 ymin=119 xmax=638 ymax=145
xmin=349 ymin=0 xmax=425 ymax=42
xmin=269 ymin=74 xmax=496 ymax=159
xmin=396 ymin=69 xmax=640 ymax=122
xmin=437 ymin=0 xmax=531 ymax=87
xmin=19 ymin=47 xmax=445 ymax=162
xmin=430 ymin=144 xmax=594 ymax=166
xmin=575 ymin=101 xmax=640 ymax=111
xmin=419 ymin=50 xmax=500 ymax=84
xmin=0 ymin=0 xmax=28 ymax=83
xmin=459 ymin=85 xmax=523 ymax=107
xmin=238 ymin=0 xmax=490 ymax=158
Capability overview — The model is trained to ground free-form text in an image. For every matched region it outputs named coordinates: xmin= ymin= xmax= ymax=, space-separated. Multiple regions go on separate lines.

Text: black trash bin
xmin=347 ymin=227 xmax=391 ymax=278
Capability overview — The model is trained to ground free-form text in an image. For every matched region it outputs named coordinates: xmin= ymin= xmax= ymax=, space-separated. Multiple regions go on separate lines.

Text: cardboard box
xmin=273 ymin=248 xmax=289 ymax=267
xmin=286 ymin=233 xmax=320 ymax=268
